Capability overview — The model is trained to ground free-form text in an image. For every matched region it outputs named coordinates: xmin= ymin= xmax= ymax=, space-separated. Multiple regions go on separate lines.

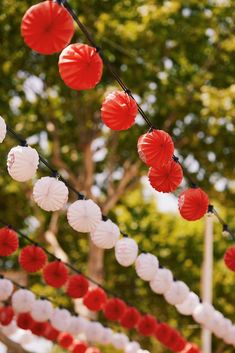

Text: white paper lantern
xmin=210 ymin=311 xmax=224 ymax=337
xmin=7 ymin=146 xmax=39 ymax=182
xmin=112 ymin=333 xmax=129 ymax=350
xmin=0 ymin=279 xmax=14 ymax=301
xmin=1 ymin=320 xmax=17 ymax=336
xmin=135 ymin=253 xmax=159 ymax=281
xmin=164 ymin=281 xmax=190 ymax=305
xmin=115 ymin=238 xmax=138 ymax=267
xmin=86 ymin=322 xmax=104 ymax=342
xmin=125 ymin=342 xmax=140 ymax=353
xmin=90 ymin=220 xmax=120 ymax=249
xmin=67 ymin=316 xmax=88 ymax=335
xmin=12 ymin=289 xmax=35 ymax=313
xmin=67 ymin=199 xmax=102 ymax=233
xmin=100 ymin=327 xmax=113 ymax=345
xmin=33 ymin=177 xmax=68 ymax=212
xmin=50 ymin=308 xmax=71 ymax=332
xmin=224 ymin=325 xmax=235 ymax=345
xmin=30 ymin=299 xmax=53 ymax=322
xmin=176 ymin=292 xmax=200 ymax=315
xmin=149 ymin=268 xmax=173 ymax=295
xmin=19 ymin=333 xmax=34 ymax=345
xmin=193 ymin=303 xmax=214 ymax=325
xmin=0 ymin=116 xmax=7 ymax=143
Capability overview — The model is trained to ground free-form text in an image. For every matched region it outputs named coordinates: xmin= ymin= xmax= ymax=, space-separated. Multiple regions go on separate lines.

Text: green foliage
xmin=0 ymin=0 xmax=235 ymax=352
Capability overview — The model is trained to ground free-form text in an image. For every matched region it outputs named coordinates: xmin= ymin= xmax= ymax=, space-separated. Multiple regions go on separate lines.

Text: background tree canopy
xmin=0 ymin=0 xmax=235 ymax=352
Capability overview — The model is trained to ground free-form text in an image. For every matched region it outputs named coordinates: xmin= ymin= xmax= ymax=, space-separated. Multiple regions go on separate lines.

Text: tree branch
xmin=0 ymin=331 xmax=33 ymax=353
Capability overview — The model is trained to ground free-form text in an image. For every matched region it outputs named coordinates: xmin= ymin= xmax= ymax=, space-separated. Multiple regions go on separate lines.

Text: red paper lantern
xmin=155 ymin=323 xmax=173 ymax=345
xmin=66 ymin=274 xmax=89 ymax=298
xmin=103 ymin=298 xmax=126 ymax=321
xmin=83 ymin=288 xmax=107 ymax=312
xmin=59 ymin=43 xmax=103 ymax=90
xmin=21 ymin=1 xmax=74 ymax=55
xmin=43 ymin=261 xmax=68 ymax=288
xmin=137 ymin=315 xmax=157 ymax=336
xmin=137 ymin=129 xmax=174 ymax=168
xmin=0 ymin=306 xmax=14 ymax=326
xmin=178 ymin=187 xmax=209 ymax=221
xmin=58 ymin=332 xmax=74 ymax=349
xmin=43 ymin=323 xmax=60 ymax=341
xmin=101 ymin=91 xmax=138 ymax=130
xmin=17 ymin=313 xmax=34 ymax=330
xmin=224 ymin=246 xmax=235 ymax=271
xmin=169 ymin=333 xmax=186 ymax=352
xmin=86 ymin=349 xmax=101 ymax=353
xmin=120 ymin=306 xmax=141 ymax=329
xmin=73 ymin=342 xmax=88 ymax=353
xmin=31 ymin=321 xmax=48 ymax=336
xmin=19 ymin=245 xmax=47 ymax=273
xmin=148 ymin=160 xmax=183 ymax=193
xmin=0 ymin=227 xmax=19 ymax=256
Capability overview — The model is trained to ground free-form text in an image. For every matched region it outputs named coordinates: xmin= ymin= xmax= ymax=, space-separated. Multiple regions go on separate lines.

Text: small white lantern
xmin=99 ymin=327 xmax=113 ymax=345
xmin=164 ymin=281 xmax=190 ymax=305
xmin=12 ymin=289 xmax=35 ymax=313
xmin=125 ymin=342 xmax=141 ymax=353
xmin=90 ymin=220 xmax=120 ymax=249
xmin=50 ymin=308 xmax=71 ymax=332
xmin=135 ymin=253 xmax=159 ymax=281
xmin=30 ymin=299 xmax=53 ymax=322
xmin=112 ymin=333 xmax=129 ymax=350
xmin=0 ymin=279 xmax=14 ymax=301
xmin=115 ymin=238 xmax=138 ymax=267
xmin=149 ymin=268 xmax=173 ymax=295
xmin=86 ymin=322 xmax=104 ymax=343
xmin=0 ymin=116 xmax=7 ymax=143
xmin=176 ymin=292 xmax=200 ymax=315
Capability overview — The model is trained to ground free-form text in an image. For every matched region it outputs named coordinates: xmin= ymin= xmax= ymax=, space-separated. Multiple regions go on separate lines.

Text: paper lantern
xmin=33 ymin=177 xmax=69 ymax=211
xmin=90 ymin=220 xmax=120 ymax=249
xmin=67 ymin=316 xmax=89 ymax=336
xmin=83 ymin=288 xmax=107 ymax=312
xmin=30 ymin=299 xmax=53 ymax=322
xmin=169 ymin=334 xmax=186 ymax=352
xmin=103 ymin=298 xmax=126 ymax=321
xmin=137 ymin=129 xmax=174 ymax=168
xmin=184 ymin=344 xmax=202 ymax=353
xmin=19 ymin=333 xmax=34 ymax=345
xmin=43 ymin=323 xmax=60 ymax=341
xmin=148 ymin=160 xmax=183 ymax=193
xmin=115 ymin=238 xmax=138 ymax=267
xmin=176 ymin=292 xmax=200 ymax=316
xmin=193 ymin=303 xmax=214 ymax=325
xmin=101 ymin=91 xmax=138 ymax=131
xmin=43 ymin=261 xmax=68 ymax=288
xmin=164 ymin=281 xmax=190 ymax=305
xmin=1 ymin=320 xmax=17 ymax=336
xmin=58 ymin=332 xmax=74 ymax=349
xmin=224 ymin=246 xmax=235 ymax=271
xmin=112 ymin=333 xmax=129 ymax=350
xmin=17 ymin=313 xmax=34 ymax=330
xmin=21 ymin=1 xmax=74 ymax=55
xmin=125 ymin=342 xmax=141 ymax=353
xmin=86 ymin=322 xmax=104 ymax=342
xmin=135 ymin=253 xmax=159 ymax=281
xmin=210 ymin=311 xmax=225 ymax=338
xmin=31 ymin=321 xmax=47 ymax=336
xmin=0 ymin=116 xmax=7 ymax=143
xmin=0 ymin=306 xmax=14 ymax=326
xmin=59 ymin=43 xmax=103 ymax=90
xmin=120 ymin=307 xmax=141 ymax=329
xmin=149 ymin=268 xmax=173 ymax=295
xmin=99 ymin=327 xmax=113 ymax=345
xmin=19 ymin=245 xmax=47 ymax=273
xmin=155 ymin=323 xmax=173 ymax=345
xmin=50 ymin=308 xmax=71 ymax=332
xmin=0 ymin=279 xmax=14 ymax=301
xmin=137 ymin=315 xmax=157 ymax=336
xmin=0 ymin=227 xmax=19 ymax=256
xmin=12 ymin=289 xmax=35 ymax=313
xmin=7 ymin=146 xmax=39 ymax=182
xmin=224 ymin=326 xmax=235 ymax=345
xmin=178 ymin=187 xmax=209 ymax=221
xmin=66 ymin=274 xmax=89 ymax=298
xmin=73 ymin=342 xmax=88 ymax=353
xmin=67 ymin=199 xmax=102 ymax=233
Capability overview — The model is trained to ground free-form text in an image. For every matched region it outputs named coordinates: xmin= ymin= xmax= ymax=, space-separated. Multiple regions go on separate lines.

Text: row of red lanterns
xmin=0 ymin=226 xmax=200 ymax=352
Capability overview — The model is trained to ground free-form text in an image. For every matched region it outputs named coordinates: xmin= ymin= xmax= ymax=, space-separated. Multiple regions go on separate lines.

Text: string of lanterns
xmin=19 ymin=0 xmax=235 ymax=241
xmin=1 ymin=118 xmax=235 ymax=348
xmin=0 ymin=226 xmax=199 ymax=353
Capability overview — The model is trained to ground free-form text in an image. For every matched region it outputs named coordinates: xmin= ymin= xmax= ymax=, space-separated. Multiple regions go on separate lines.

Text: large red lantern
xmin=72 ymin=342 xmax=88 ymax=353
xmin=178 ymin=187 xmax=209 ymax=221
xmin=31 ymin=321 xmax=48 ymax=336
xmin=83 ymin=288 xmax=107 ymax=312
xmin=66 ymin=274 xmax=89 ymax=298
xmin=21 ymin=1 xmax=74 ymax=55
xmin=224 ymin=246 xmax=235 ymax=271
xmin=43 ymin=323 xmax=60 ymax=341
xmin=103 ymin=298 xmax=126 ymax=321
xmin=155 ymin=323 xmax=173 ymax=346
xmin=148 ymin=160 xmax=183 ymax=193
xmin=43 ymin=261 xmax=68 ymax=288
xmin=59 ymin=43 xmax=103 ymax=90
xmin=58 ymin=332 xmax=74 ymax=349
xmin=120 ymin=306 xmax=141 ymax=329
xmin=101 ymin=91 xmax=138 ymax=130
xmin=0 ymin=227 xmax=19 ymax=257
xmin=137 ymin=129 xmax=174 ymax=168
xmin=0 ymin=306 xmax=14 ymax=326
xmin=19 ymin=245 xmax=47 ymax=273
xmin=17 ymin=313 xmax=34 ymax=330
xmin=137 ymin=315 xmax=157 ymax=336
